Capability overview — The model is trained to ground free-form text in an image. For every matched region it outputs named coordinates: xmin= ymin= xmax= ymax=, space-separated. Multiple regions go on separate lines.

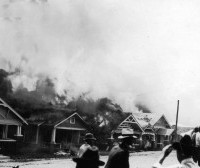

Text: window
xmin=70 ymin=117 xmax=75 ymax=124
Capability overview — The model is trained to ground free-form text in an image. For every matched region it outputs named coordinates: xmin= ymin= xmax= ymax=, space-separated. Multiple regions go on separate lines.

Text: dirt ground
xmin=0 ymin=151 xmax=180 ymax=168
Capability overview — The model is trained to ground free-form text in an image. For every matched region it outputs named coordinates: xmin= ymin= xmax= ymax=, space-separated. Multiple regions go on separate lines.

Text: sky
xmin=0 ymin=0 xmax=200 ymax=126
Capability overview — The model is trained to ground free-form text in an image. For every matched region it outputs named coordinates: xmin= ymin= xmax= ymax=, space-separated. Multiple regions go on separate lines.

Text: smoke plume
xmin=1 ymin=0 xmax=200 ymax=126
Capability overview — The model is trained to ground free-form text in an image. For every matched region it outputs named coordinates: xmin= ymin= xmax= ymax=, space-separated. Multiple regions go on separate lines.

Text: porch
xmin=142 ymin=128 xmax=156 ymax=150
xmin=0 ymin=124 xmax=23 ymax=154
xmin=50 ymin=127 xmax=86 ymax=149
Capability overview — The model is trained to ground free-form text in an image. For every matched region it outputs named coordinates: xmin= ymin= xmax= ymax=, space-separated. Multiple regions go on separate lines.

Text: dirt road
xmin=0 ymin=151 xmax=180 ymax=168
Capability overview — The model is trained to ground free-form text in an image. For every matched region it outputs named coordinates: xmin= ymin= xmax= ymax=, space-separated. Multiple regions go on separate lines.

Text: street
xmin=0 ymin=151 xmax=180 ymax=168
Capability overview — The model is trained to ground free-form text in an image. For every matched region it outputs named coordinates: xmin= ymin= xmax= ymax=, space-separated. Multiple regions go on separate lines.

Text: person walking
xmin=152 ymin=135 xmax=198 ymax=168
xmin=73 ymin=147 xmax=105 ymax=168
xmin=104 ymin=128 xmax=136 ymax=168
xmin=78 ymin=133 xmax=98 ymax=158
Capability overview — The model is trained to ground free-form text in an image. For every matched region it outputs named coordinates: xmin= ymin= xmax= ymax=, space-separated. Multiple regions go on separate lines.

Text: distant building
xmin=133 ymin=113 xmax=173 ymax=149
xmin=113 ymin=112 xmax=174 ymax=150
xmin=112 ymin=113 xmax=143 ymax=150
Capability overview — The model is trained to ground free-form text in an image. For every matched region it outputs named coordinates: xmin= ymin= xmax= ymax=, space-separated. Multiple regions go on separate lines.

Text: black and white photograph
xmin=0 ymin=0 xmax=200 ymax=168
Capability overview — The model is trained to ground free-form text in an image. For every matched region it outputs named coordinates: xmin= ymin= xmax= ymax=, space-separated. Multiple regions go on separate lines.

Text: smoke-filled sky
xmin=1 ymin=0 xmax=200 ymax=126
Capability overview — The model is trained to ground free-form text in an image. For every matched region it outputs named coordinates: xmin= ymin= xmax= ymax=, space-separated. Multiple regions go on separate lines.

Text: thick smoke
xmin=1 ymin=0 xmax=200 ymax=126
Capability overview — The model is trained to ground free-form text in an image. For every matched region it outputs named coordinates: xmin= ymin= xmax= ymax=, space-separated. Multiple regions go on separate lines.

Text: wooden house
xmin=114 ymin=113 xmax=143 ymax=136
xmin=114 ymin=112 xmax=174 ymax=150
xmin=112 ymin=113 xmax=144 ymax=149
xmin=0 ymin=98 xmax=28 ymax=154
xmin=24 ymin=108 xmax=88 ymax=152
xmin=132 ymin=113 xmax=174 ymax=149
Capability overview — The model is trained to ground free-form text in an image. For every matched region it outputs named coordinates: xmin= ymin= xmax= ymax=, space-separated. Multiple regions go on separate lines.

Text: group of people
xmin=72 ymin=127 xmax=200 ymax=168
xmin=73 ymin=128 xmax=136 ymax=168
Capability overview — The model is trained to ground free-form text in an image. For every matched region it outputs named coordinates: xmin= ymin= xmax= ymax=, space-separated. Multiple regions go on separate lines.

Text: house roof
xmin=115 ymin=113 xmax=144 ymax=133
xmin=0 ymin=98 xmax=28 ymax=125
xmin=27 ymin=108 xmax=87 ymax=127
xmin=132 ymin=112 xmax=163 ymax=129
xmin=55 ymin=112 xmax=85 ymax=127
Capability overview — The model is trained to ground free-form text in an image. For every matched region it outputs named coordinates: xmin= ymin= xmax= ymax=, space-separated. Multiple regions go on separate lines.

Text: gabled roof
xmin=0 ymin=98 xmax=28 ymax=125
xmin=156 ymin=115 xmax=171 ymax=129
xmin=115 ymin=113 xmax=144 ymax=133
xmin=132 ymin=112 xmax=161 ymax=129
xmin=54 ymin=112 xmax=85 ymax=127
xmin=132 ymin=112 xmax=171 ymax=129
xmin=27 ymin=108 xmax=87 ymax=127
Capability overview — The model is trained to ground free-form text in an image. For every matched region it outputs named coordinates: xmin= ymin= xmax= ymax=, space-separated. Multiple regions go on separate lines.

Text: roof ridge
xmin=0 ymin=97 xmax=28 ymax=125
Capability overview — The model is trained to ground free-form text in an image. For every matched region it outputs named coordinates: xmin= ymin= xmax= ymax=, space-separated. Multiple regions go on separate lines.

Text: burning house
xmin=112 ymin=113 xmax=144 ymax=149
xmin=0 ymin=98 xmax=28 ymax=154
xmin=114 ymin=112 xmax=174 ymax=150
xmin=24 ymin=108 xmax=88 ymax=153
xmin=132 ymin=113 xmax=174 ymax=149
xmin=113 ymin=113 xmax=143 ymax=137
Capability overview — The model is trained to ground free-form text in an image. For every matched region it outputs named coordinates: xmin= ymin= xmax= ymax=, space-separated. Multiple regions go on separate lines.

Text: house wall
xmin=7 ymin=125 xmax=17 ymax=139
xmin=156 ymin=135 xmax=165 ymax=149
xmin=56 ymin=129 xmax=81 ymax=148
xmin=24 ymin=125 xmax=37 ymax=143
xmin=39 ymin=126 xmax=52 ymax=144
xmin=154 ymin=116 xmax=171 ymax=149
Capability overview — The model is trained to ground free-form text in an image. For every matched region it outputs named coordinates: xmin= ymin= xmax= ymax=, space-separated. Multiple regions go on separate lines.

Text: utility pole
xmin=175 ymin=100 xmax=180 ymax=141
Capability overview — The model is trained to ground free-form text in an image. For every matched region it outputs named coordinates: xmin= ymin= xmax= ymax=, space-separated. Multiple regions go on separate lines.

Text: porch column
xmin=51 ymin=128 xmax=56 ymax=144
xmin=139 ymin=134 xmax=143 ymax=148
xmin=2 ymin=125 xmax=8 ymax=139
xmin=16 ymin=125 xmax=22 ymax=136
xmin=35 ymin=126 xmax=39 ymax=144
xmin=110 ymin=131 xmax=114 ymax=139
xmin=73 ymin=131 xmax=80 ymax=144
xmin=154 ymin=134 xmax=157 ymax=148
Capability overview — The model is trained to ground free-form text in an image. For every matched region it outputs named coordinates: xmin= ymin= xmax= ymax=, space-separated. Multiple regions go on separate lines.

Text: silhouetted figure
xmin=73 ymin=148 xmax=105 ymax=168
xmin=104 ymin=128 xmax=136 ymax=168
xmin=153 ymin=135 xmax=198 ymax=168
xmin=78 ymin=133 xmax=98 ymax=157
